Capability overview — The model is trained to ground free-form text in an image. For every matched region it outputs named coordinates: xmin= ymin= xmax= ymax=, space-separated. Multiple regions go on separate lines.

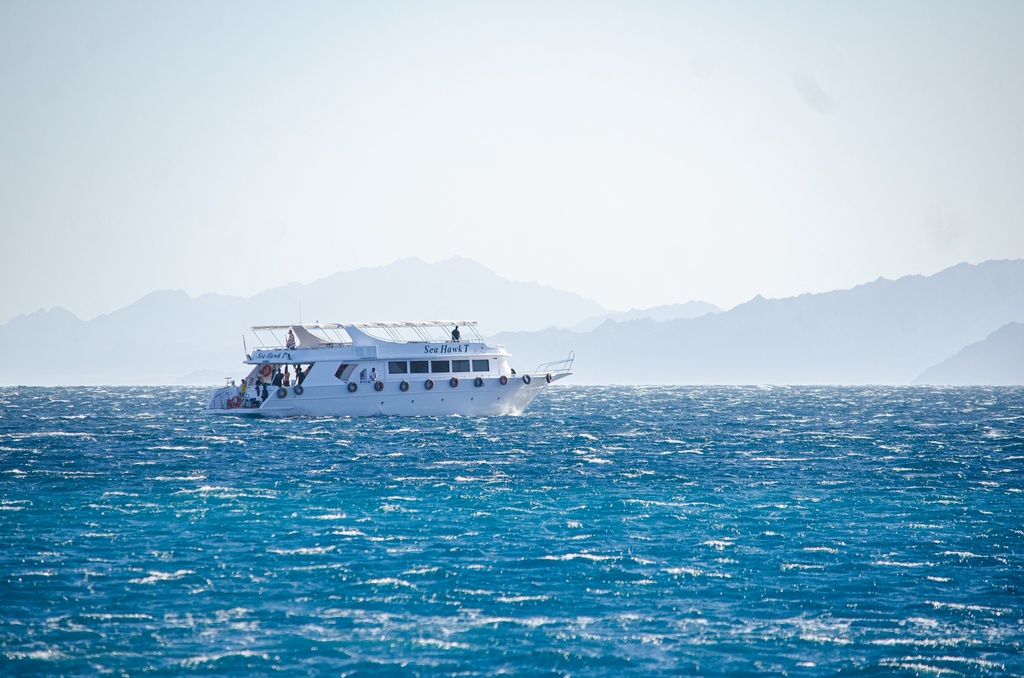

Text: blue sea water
xmin=1 ymin=385 xmax=1022 ymax=676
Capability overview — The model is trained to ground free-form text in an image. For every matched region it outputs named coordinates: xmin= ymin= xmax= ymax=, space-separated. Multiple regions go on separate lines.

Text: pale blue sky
xmin=1 ymin=1 xmax=1022 ymax=323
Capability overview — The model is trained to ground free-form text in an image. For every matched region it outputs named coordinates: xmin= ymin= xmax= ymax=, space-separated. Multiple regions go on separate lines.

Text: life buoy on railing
xmin=374 ymin=380 xmax=384 ymax=392
xmin=522 ymin=374 xmax=532 ymax=384
xmin=424 ymin=379 xmax=434 ymax=390
xmin=293 ymin=384 xmax=304 ymax=396
xmin=499 ymin=375 xmax=508 ymax=385
xmin=259 ymin=364 xmax=272 ymax=379
xmin=276 ymin=387 xmax=287 ymax=399
xmin=400 ymin=380 xmax=410 ymax=392
xmin=474 ymin=376 xmax=484 ymax=387
xmin=348 ymin=382 xmax=358 ymax=393
xmin=546 ymin=373 xmax=553 ymax=383
xmin=450 ymin=377 xmax=459 ymax=388
xmin=228 ymin=395 xmax=242 ymax=408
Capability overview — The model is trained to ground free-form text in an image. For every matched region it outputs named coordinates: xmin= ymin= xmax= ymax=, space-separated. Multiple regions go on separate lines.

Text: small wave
xmin=365 ymin=577 xmax=416 ymax=588
xmin=798 ymin=633 xmax=851 ymax=645
xmin=928 ymin=601 xmax=1013 ymax=616
xmin=872 ymin=560 xmax=934 ymax=568
xmin=331 ymin=528 xmax=366 ymax=537
xmin=497 ymin=595 xmax=550 ymax=603
xmin=701 ymin=539 xmax=734 ymax=550
xmin=781 ymin=563 xmax=825 ymax=571
xmin=870 ymin=637 xmax=977 ymax=648
xmin=5 ymin=649 xmax=67 ymax=661
xmin=267 ymin=545 xmax=336 ymax=555
xmin=81 ymin=613 xmax=155 ymax=621
xmin=180 ymin=651 xmax=271 ymax=669
xmin=402 ymin=566 xmax=440 ymax=575
xmin=413 ymin=638 xmax=470 ymax=650
xmin=541 ymin=553 xmax=617 ymax=562
xmin=310 ymin=513 xmax=346 ymax=520
xmin=130 ymin=569 xmax=194 ymax=585
xmin=877 ymin=659 xmax=961 ymax=676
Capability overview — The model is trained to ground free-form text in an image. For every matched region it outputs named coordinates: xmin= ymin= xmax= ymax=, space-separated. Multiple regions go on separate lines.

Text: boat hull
xmin=202 ymin=374 xmax=564 ymax=418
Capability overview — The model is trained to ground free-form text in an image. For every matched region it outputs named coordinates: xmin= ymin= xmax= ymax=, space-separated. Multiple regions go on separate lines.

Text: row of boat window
xmin=388 ymin=359 xmax=491 ymax=375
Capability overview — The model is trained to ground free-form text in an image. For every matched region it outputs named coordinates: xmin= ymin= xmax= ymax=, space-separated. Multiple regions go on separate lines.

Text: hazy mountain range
xmin=1 ymin=257 xmax=1021 ymax=386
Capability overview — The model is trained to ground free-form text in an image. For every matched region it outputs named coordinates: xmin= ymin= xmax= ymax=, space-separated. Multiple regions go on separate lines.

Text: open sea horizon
xmin=2 ymin=385 xmax=1022 ymax=676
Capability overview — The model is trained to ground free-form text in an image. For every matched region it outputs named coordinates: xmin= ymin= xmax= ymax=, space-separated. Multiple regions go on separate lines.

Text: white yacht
xmin=202 ymin=321 xmax=573 ymax=417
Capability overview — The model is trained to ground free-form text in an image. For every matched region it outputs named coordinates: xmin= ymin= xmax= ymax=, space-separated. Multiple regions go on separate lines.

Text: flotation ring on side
xmin=546 ymin=373 xmax=553 ymax=383
xmin=374 ymin=380 xmax=384 ymax=392
xmin=228 ymin=395 xmax=242 ymax=408
xmin=499 ymin=375 xmax=508 ymax=385
xmin=348 ymin=382 xmax=358 ymax=393
xmin=474 ymin=376 xmax=484 ymax=387
xmin=293 ymin=384 xmax=304 ymax=396
xmin=276 ymin=387 xmax=287 ymax=399
xmin=400 ymin=380 xmax=410 ymax=392
xmin=522 ymin=374 xmax=532 ymax=384
xmin=424 ymin=379 xmax=434 ymax=390
xmin=450 ymin=377 xmax=459 ymax=388
xmin=259 ymin=364 xmax=272 ymax=379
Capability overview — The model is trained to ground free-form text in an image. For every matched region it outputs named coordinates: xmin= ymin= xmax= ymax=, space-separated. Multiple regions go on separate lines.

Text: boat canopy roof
xmin=250 ymin=320 xmax=483 ymax=349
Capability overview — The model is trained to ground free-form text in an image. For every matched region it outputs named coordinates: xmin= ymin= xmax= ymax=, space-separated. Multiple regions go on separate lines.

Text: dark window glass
xmin=430 ymin=360 xmax=450 ymax=373
xmin=472 ymin=359 xmax=489 ymax=372
xmin=452 ymin=360 xmax=470 ymax=373
xmin=410 ymin=360 xmax=429 ymax=374
xmin=388 ymin=361 xmax=408 ymax=374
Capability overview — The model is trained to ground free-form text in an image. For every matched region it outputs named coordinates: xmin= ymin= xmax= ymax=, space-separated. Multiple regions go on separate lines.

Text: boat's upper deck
xmin=249 ymin=320 xmax=487 ymax=352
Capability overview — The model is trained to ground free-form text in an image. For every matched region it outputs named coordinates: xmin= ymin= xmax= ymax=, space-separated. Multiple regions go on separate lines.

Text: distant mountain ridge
xmin=494 ymin=260 xmax=1024 ymax=385
xmin=914 ymin=322 xmax=1024 ymax=385
xmin=569 ymin=301 xmax=721 ymax=332
xmin=1 ymin=258 xmax=1021 ymax=386
xmin=0 ymin=257 xmax=608 ymax=385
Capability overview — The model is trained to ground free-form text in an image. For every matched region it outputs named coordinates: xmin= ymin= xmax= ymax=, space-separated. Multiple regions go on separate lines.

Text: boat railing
xmin=534 ymin=351 xmax=575 ymax=376
xmin=252 ymin=341 xmax=350 ymax=352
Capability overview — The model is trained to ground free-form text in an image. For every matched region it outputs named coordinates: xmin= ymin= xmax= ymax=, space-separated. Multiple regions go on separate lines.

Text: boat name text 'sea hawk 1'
xmin=203 ymin=321 xmax=574 ymax=417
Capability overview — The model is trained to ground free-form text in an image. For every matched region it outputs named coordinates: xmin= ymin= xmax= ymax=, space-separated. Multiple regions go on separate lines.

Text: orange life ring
xmin=228 ymin=395 xmax=241 ymax=408
xmin=374 ymin=380 xmax=384 ymax=392
xmin=259 ymin=364 xmax=272 ymax=379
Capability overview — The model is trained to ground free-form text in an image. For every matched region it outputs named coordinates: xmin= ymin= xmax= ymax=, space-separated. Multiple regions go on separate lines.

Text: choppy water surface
xmin=1 ymin=385 xmax=1022 ymax=676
